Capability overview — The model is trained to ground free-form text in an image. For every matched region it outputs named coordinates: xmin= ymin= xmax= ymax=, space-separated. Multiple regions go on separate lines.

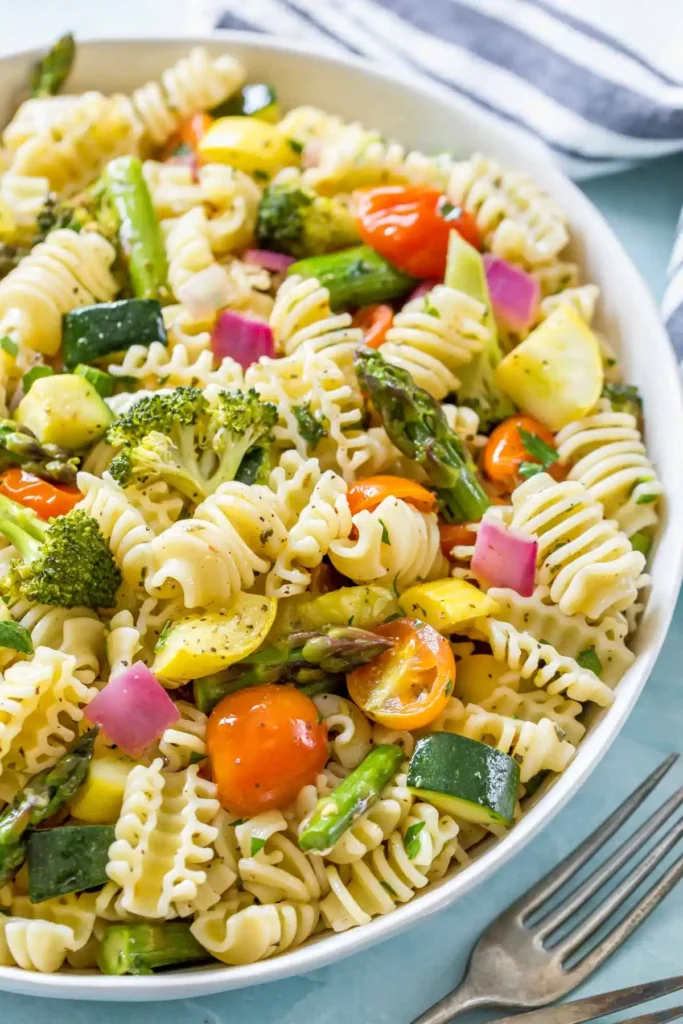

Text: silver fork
xmin=413 ymin=754 xmax=683 ymax=1023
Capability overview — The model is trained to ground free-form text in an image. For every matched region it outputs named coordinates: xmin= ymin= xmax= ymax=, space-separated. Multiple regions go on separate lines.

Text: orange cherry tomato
xmin=0 ymin=468 xmax=82 ymax=520
xmin=354 ymin=186 xmax=481 ymax=279
xmin=352 ymin=304 xmax=394 ymax=348
xmin=483 ymin=415 xmax=560 ymax=491
xmin=206 ymin=684 xmax=329 ymax=816
xmin=179 ymin=112 xmax=213 ymax=151
xmin=347 ymin=475 xmax=437 ymax=516
xmin=348 ymin=618 xmax=455 ymax=730
xmin=439 ymin=521 xmax=477 ymax=559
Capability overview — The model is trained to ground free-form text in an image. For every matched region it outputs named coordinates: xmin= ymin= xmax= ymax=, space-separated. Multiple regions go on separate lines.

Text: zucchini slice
xmin=27 ymin=824 xmax=114 ymax=903
xmin=62 ymin=298 xmax=167 ymax=369
xmin=211 ymin=83 xmax=280 ymax=123
xmin=407 ymin=732 xmax=520 ymax=827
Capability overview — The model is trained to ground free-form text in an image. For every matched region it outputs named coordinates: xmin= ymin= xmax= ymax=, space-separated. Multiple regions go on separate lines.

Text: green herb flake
xmin=0 ymin=620 xmax=33 ymax=655
xmin=404 ymin=821 xmax=426 ymax=859
xmin=288 ymin=138 xmax=304 ymax=154
xmin=444 ymin=678 xmax=454 ymax=697
xmin=230 ymin=818 xmax=246 ymax=827
xmin=251 ymin=836 xmax=267 ymax=856
xmin=379 ymin=519 xmax=391 ymax=545
xmin=518 ymin=428 xmax=558 ymax=472
xmin=0 ymin=335 xmax=18 ymax=358
xmin=347 ymin=616 xmax=355 ymax=626
xmin=188 ymin=751 xmax=206 ymax=766
xmin=154 ymin=619 xmax=173 ymax=652
xmin=518 ymin=461 xmax=545 ymax=479
xmin=293 ymin=402 xmax=327 ymax=450
xmin=577 ymin=647 xmax=603 ymax=677
xmin=22 ymin=364 xmax=55 ymax=393
xmin=630 ymin=531 xmax=651 ymax=557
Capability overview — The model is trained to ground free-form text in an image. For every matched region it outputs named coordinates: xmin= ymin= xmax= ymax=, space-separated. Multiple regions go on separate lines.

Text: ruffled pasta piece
xmin=381 ymin=285 xmax=489 ymax=400
xmin=448 ymin=154 xmax=569 ymax=268
xmin=191 ymin=892 xmax=319 ymax=966
xmin=477 ymin=616 xmax=614 ymax=706
xmin=128 ymin=48 xmax=245 ymax=148
xmin=133 ymin=595 xmax=186 ymax=662
xmin=329 ymin=495 xmax=448 ymax=591
xmin=487 ymin=586 xmax=634 ymax=687
xmin=0 ymin=648 xmax=95 ymax=779
xmin=1 ymin=597 xmax=105 ymax=684
xmin=108 ymin=339 xmax=244 ymax=392
xmin=147 ymin=482 xmax=288 ymax=609
xmin=494 ymin=472 xmax=646 ymax=621
xmin=266 ymin=470 xmax=351 ymax=597
xmin=3 ymin=95 xmax=79 ymax=151
xmin=234 ymin=811 xmax=325 ymax=904
xmin=268 ymin=449 xmax=322 ymax=528
xmin=176 ymin=809 xmax=239 ymax=916
xmin=313 ymin=694 xmax=373 ymax=770
xmin=555 ymin=403 xmax=661 ymax=539
xmin=106 ymin=610 xmax=142 ymax=680
xmin=76 ymin=471 xmax=156 ymax=591
xmin=0 ymin=173 xmax=50 ymax=244
xmin=540 ymin=283 xmax=599 ymax=324
xmin=455 ymin=704 xmax=576 ymax=783
xmin=4 ymin=92 xmax=139 ymax=194
xmin=106 ymin=759 xmax=219 ymax=919
xmin=479 ymin=685 xmax=585 ymax=746
xmin=0 ymin=894 xmax=96 ymax=973
xmin=0 ymin=228 xmax=118 ymax=355
xmin=157 ymin=701 xmax=207 ymax=772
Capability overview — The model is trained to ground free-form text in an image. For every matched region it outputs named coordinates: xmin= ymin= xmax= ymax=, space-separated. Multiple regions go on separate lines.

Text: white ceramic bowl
xmin=1 ymin=33 xmax=682 ymax=1002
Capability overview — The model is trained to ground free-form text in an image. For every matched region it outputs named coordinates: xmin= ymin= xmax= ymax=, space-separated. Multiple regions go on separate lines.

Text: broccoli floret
xmin=256 ymin=182 xmax=360 ymax=258
xmin=0 ymin=498 xmax=121 ymax=609
xmin=33 ymin=184 xmax=120 ymax=247
xmin=455 ymin=330 xmax=516 ymax=432
xmin=107 ymin=385 xmax=277 ymax=502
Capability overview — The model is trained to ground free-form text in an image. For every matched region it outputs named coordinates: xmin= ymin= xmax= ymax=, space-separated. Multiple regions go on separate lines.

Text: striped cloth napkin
xmin=214 ymin=0 xmax=683 ymax=358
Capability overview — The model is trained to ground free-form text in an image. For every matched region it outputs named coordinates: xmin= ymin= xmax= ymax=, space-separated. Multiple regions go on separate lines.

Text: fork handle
xmin=412 ymin=979 xmax=495 ymax=1023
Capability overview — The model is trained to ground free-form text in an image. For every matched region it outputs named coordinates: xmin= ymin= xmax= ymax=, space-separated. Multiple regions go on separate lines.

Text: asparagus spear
xmin=354 ymin=347 xmax=491 ymax=523
xmin=29 ymin=34 xmax=75 ymax=98
xmin=0 ymin=728 xmax=98 ymax=886
xmin=298 ymin=744 xmax=405 ymax=853
xmin=193 ymin=625 xmax=393 ymax=714
xmin=0 ymin=421 xmax=79 ymax=486
xmin=102 ymin=157 xmax=170 ymax=303
xmin=98 ymin=922 xmax=208 ymax=975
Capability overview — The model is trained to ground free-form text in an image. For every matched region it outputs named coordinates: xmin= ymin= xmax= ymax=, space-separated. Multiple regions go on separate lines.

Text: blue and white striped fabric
xmin=215 ymin=0 xmax=683 ymax=358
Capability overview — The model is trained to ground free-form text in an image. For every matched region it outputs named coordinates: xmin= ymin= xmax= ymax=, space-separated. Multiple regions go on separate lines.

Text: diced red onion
xmin=244 ymin=249 xmax=295 ymax=273
xmin=85 ymin=662 xmax=179 ymax=758
xmin=483 ymin=255 xmax=540 ymax=333
xmin=408 ymin=279 xmax=441 ymax=303
xmin=471 ymin=518 xmax=538 ymax=597
xmin=211 ymin=308 xmax=275 ymax=368
xmin=177 ymin=264 xmax=232 ymax=322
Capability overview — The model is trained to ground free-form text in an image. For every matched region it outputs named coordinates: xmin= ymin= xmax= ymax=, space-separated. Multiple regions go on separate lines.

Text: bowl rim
xmin=1 ymin=30 xmax=682 ymax=1001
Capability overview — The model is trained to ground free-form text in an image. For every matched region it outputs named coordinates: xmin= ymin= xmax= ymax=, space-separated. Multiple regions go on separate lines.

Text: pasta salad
xmin=0 ymin=36 xmax=658 ymax=976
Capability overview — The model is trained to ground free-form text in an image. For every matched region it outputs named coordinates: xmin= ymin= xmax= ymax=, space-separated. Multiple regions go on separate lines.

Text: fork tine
xmin=536 ymin=789 xmax=683 ymax=940
xmin=516 ymin=755 xmax=679 ymax=920
xmin=569 ymin=852 xmax=683 ymax=982
xmin=553 ymin=817 xmax=683 ymax=958
xmin=620 ymin=1006 xmax=683 ymax=1024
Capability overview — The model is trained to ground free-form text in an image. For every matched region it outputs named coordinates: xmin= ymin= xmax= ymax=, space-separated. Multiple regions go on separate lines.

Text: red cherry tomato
xmin=206 ymin=684 xmax=329 ymax=816
xmin=483 ymin=415 xmax=561 ymax=492
xmin=438 ymin=522 xmax=477 ymax=559
xmin=0 ymin=468 xmax=82 ymax=519
xmin=347 ymin=475 xmax=437 ymax=516
xmin=354 ymin=186 xmax=481 ymax=279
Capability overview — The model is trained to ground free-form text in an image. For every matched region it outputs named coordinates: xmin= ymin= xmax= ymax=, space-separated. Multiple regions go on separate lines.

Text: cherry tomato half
xmin=348 ymin=618 xmax=455 ymax=730
xmin=352 ymin=304 xmax=394 ymax=348
xmin=347 ymin=475 xmax=437 ymax=517
xmin=439 ymin=522 xmax=477 ymax=560
xmin=354 ymin=186 xmax=481 ymax=279
xmin=206 ymin=684 xmax=328 ymax=816
xmin=482 ymin=415 xmax=560 ymax=492
xmin=0 ymin=468 xmax=82 ymax=520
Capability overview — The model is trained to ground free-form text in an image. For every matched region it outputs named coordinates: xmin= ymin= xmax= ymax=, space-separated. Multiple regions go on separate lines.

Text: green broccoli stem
xmin=194 ymin=626 xmax=392 ymax=714
xmin=29 ymin=33 xmax=75 ymax=97
xmin=0 ymin=728 xmax=98 ymax=886
xmin=98 ymin=922 xmax=208 ymax=975
xmin=102 ymin=157 xmax=170 ymax=303
xmin=298 ymin=744 xmax=405 ymax=853
xmin=354 ymin=348 xmax=491 ymax=523
xmin=0 ymin=492 xmax=47 ymax=563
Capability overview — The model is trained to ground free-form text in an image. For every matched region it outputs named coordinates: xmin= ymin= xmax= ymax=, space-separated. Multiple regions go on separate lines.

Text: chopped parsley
xmin=577 ymin=647 xmax=603 ymax=677
xmin=518 ymin=427 xmax=559 ymax=479
xmin=0 ymin=335 xmax=17 ymax=358
xmin=250 ymin=836 xmax=267 ymax=856
xmin=404 ymin=821 xmax=426 ymax=860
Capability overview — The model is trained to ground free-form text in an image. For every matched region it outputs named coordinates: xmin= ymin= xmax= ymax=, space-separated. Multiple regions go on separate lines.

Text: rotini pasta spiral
xmin=0 ymin=173 xmax=50 ymax=244
xmin=313 ymin=694 xmax=373 ymax=770
xmin=235 ymin=812 xmax=325 ymax=904
xmin=191 ymin=892 xmax=319 ymax=965
xmin=380 ymin=285 xmax=489 ymax=400
xmin=555 ymin=405 xmax=661 ymax=538
xmin=270 ymin=274 xmax=362 ymax=366
xmin=329 ymin=495 xmax=448 ymax=591
xmin=157 ymin=701 xmax=207 ymax=772
xmin=106 ymin=759 xmax=219 ymax=918
xmin=105 ymin=610 xmax=142 ymax=679
xmin=0 ymin=229 xmax=118 ymax=355
xmin=76 ymin=471 xmax=156 ymax=591
xmin=494 ymin=472 xmax=646 ymax=620
xmin=3 ymin=597 xmax=105 ymax=684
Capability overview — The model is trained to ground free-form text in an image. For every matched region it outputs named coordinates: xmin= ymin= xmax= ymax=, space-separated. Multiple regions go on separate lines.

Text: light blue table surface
xmin=2 ymin=154 xmax=683 ymax=1024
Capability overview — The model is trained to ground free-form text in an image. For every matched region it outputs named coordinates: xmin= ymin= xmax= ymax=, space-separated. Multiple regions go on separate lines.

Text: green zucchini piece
xmin=407 ymin=733 xmax=520 ymax=827
xmin=288 ymin=245 xmax=417 ymax=311
xmin=299 ymin=745 xmax=405 ymax=852
xmin=0 ymin=620 xmax=33 ymax=654
xmin=74 ymin=364 xmax=117 ymax=399
xmin=62 ymin=299 xmax=167 ymax=369
xmin=98 ymin=921 xmax=208 ymax=975
xmin=211 ymin=83 xmax=279 ymax=123
xmin=26 ymin=824 xmax=114 ymax=903
xmin=22 ymin=365 xmax=55 ymax=394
